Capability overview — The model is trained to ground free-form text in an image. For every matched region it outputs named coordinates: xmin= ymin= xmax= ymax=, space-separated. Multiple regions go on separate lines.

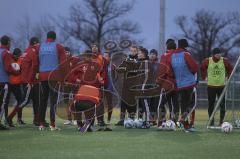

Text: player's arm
xmin=57 ymin=44 xmax=67 ymax=79
xmin=223 ymin=58 xmax=233 ymax=78
xmin=3 ymin=51 xmax=20 ymax=75
xmin=116 ymin=60 xmax=127 ymax=73
xmin=200 ymin=58 xmax=209 ymax=81
xmin=184 ymin=52 xmax=198 ymax=74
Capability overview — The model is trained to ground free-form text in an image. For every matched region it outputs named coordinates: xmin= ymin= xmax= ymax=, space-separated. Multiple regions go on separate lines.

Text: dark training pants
xmin=5 ymin=84 xmax=23 ymax=120
xmin=178 ymin=88 xmax=193 ymax=121
xmin=119 ymin=100 xmax=136 ymax=120
xmin=8 ymin=84 xmax=40 ymax=122
xmin=0 ymin=83 xmax=9 ymax=120
xmin=158 ymin=91 xmax=179 ymax=123
xmin=207 ymin=87 xmax=225 ymax=124
xmin=39 ymin=81 xmax=58 ymax=125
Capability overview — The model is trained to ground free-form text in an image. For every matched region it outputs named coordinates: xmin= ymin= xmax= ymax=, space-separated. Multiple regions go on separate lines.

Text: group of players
xmin=0 ymin=30 xmax=232 ymax=132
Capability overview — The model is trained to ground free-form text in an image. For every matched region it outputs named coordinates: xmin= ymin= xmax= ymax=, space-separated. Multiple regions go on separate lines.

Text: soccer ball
xmin=124 ymin=118 xmax=134 ymax=129
xmin=221 ymin=122 xmax=233 ymax=133
xmin=165 ymin=120 xmax=176 ymax=130
xmin=133 ymin=119 xmax=143 ymax=128
xmin=11 ymin=63 xmax=20 ymax=71
xmin=234 ymin=119 xmax=240 ymax=128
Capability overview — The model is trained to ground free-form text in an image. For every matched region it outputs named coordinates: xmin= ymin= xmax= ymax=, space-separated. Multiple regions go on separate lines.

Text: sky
xmin=0 ymin=0 xmax=240 ymax=50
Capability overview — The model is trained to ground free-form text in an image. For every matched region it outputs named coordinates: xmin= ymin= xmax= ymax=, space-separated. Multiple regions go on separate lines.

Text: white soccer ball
xmin=221 ymin=122 xmax=233 ymax=133
xmin=124 ymin=118 xmax=134 ymax=129
xmin=133 ymin=119 xmax=143 ymax=128
xmin=11 ymin=63 xmax=20 ymax=71
xmin=165 ymin=120 xmax=176 ymax=130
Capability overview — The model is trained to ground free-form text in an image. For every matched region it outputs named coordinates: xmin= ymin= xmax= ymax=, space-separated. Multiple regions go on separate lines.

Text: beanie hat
xmin=13 ymin=48 xmax=22 ymax=57
xmin=212 ymin=48 xmax=221 ymax=55
xmin=47 ymin=31 xmax=56 ymax=40
xmin=178 ymin=39 xmax=189 ymax=48
xmin=1 ymin=35 xmax=11 ymax=46
xmin=167 ymin=41 xmax=177 ymax=50
xmin=30 ymin=37 xmax=39 ymax=46
xmin=150 ymin=49 xmax=158 ymax=55
xmin=166 ymin=38 xmax=174 ymax=45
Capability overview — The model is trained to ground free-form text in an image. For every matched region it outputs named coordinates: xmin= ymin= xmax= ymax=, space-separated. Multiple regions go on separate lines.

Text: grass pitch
xmin=0 ymin=108 xmax=240 ymax=159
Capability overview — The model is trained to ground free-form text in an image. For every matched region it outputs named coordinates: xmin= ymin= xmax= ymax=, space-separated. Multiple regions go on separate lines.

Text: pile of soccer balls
xmin=124 ymin=118 xmax=150 ymax=129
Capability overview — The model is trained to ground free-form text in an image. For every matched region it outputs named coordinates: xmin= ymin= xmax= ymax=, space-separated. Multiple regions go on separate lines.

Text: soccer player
xmin=66 ymin=50 xmax=104 ymax=132
xmin=201 ymin=48 xmax=232 ymax=126
xmin=136 ymin=47 xmax=154 ymax=128
xmin=103 ymin=51 xmax=116 ymax=124
xmin=115 ymin=45 xmax=139 ymax=125
xmin=5 ymin=48 xmax=25 ymax=126
xmin=0 ymin=35 xmax=20 ymax=130
xmin=156 ymin=39 xmax=179 ymax=128
xmin=167 ymin=39 xmax=198 ymax=130
xmin=37 ymin=31 xmax=66 ymax=131
xmin=63 ymin=47 xmax=78 ymax=126
xmin=90 ymin=43 xmax=108 ymax=127
xmin=7 ymin=37 xmax=40 ymax=126
xmin=148 ymin=49 xmax=159 ymax=124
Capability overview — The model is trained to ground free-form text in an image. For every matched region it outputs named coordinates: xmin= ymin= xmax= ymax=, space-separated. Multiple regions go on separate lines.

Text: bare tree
xmin=12 ymin=15 xmax=33 ymax=49
xmin=32 ymin=16 xmax=55 ymax=42
xmin=12 ymin=15 xmax=55 ymax=50
xmin=55 ymin=0 xmax=140 ymax=49
xmin=175 ymin=10 xmax=240 ymax=63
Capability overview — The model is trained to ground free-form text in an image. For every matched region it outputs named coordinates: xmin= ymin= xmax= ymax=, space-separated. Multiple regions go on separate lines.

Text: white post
xmin=159 ymin=0 xmax=166 ymax=54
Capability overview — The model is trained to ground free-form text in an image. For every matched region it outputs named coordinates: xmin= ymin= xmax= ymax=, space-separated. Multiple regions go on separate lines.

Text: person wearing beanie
xmin=138 ymin=47 xmax=149 ymax=60
xmin=166 ymin=38 xmax=175 ymax=45
xmin=115 ymin=45 xmax=139 ymax=126
xmin=0 ymin=35 xmax=20 ymax=130
xmin=37 ymin=31 xmax=66 ymax=131
xmin=178 ymin=39 xmax=189 ymax=49
xmin=177 ymin=39 xmax=198 ymax=128
xmin=148 ymin=49 xmax=159 ymax=125
xmin=63 ymin=46 xmax=79 ymax=126
xmin=89 ymin=43 xmax=109 ymax=128
xmin=201 ymin=48 xmax=233 ymax=126
xmin=136 ymin=47 xmax=155 ymax=128
xmin=156 ymin=40 xmax=179 ymax=129
xmin=7 ymin=37 xmax=41 ymax=127
xmin=165 ymin=38 xmax=198 ymax=130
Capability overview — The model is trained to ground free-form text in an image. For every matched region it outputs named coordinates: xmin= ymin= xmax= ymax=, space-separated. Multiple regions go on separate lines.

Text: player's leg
xmin=115 ymin=100 xmax=127 ymax=126
xmin=63 ymin=92 xmax=73 ymax=125
xmin=207 ymin=87 xmax=217 ymax=126
xmin=6 ymin=84 xmax=20 ymax=127
xmin=138 ymin=98 xmax=144 ymax=119
xmin=74 ymin=101 xmax=95 ymax=133
xmin=31 ymin=84 xmax=40 ymax=126
xmin=127 ymin=103 xmax=136 ymax=120
xmin=179 ymin=89 xmax=193 ymax=129
xmin=157 ymin=93 xmax=167 ymax=128
xmin=171 ymin=91 xmax=179 ymax=124
xmin=49 ymin=82 xmax=60 ymax=130
xmin=13 ymin=85 xmax=25 ymax=124
xmin=3 ymin=89 xmax=10 ymax=125
xmin=217 ymin=87 xmax=225 ymax=125
xmin=105 ymin=91 xmax=113 ymax=123
xmin=0 ymin=84 xmax=9 ymax=130
xmin=38 ymin=81 xmax=50 ymax=130
xmin=96 ymin=101 xmax=105 ymax=127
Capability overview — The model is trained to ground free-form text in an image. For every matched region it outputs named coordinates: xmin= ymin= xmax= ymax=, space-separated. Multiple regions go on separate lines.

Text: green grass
xmin=0 ymin=108 xmax=240 ymax=159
